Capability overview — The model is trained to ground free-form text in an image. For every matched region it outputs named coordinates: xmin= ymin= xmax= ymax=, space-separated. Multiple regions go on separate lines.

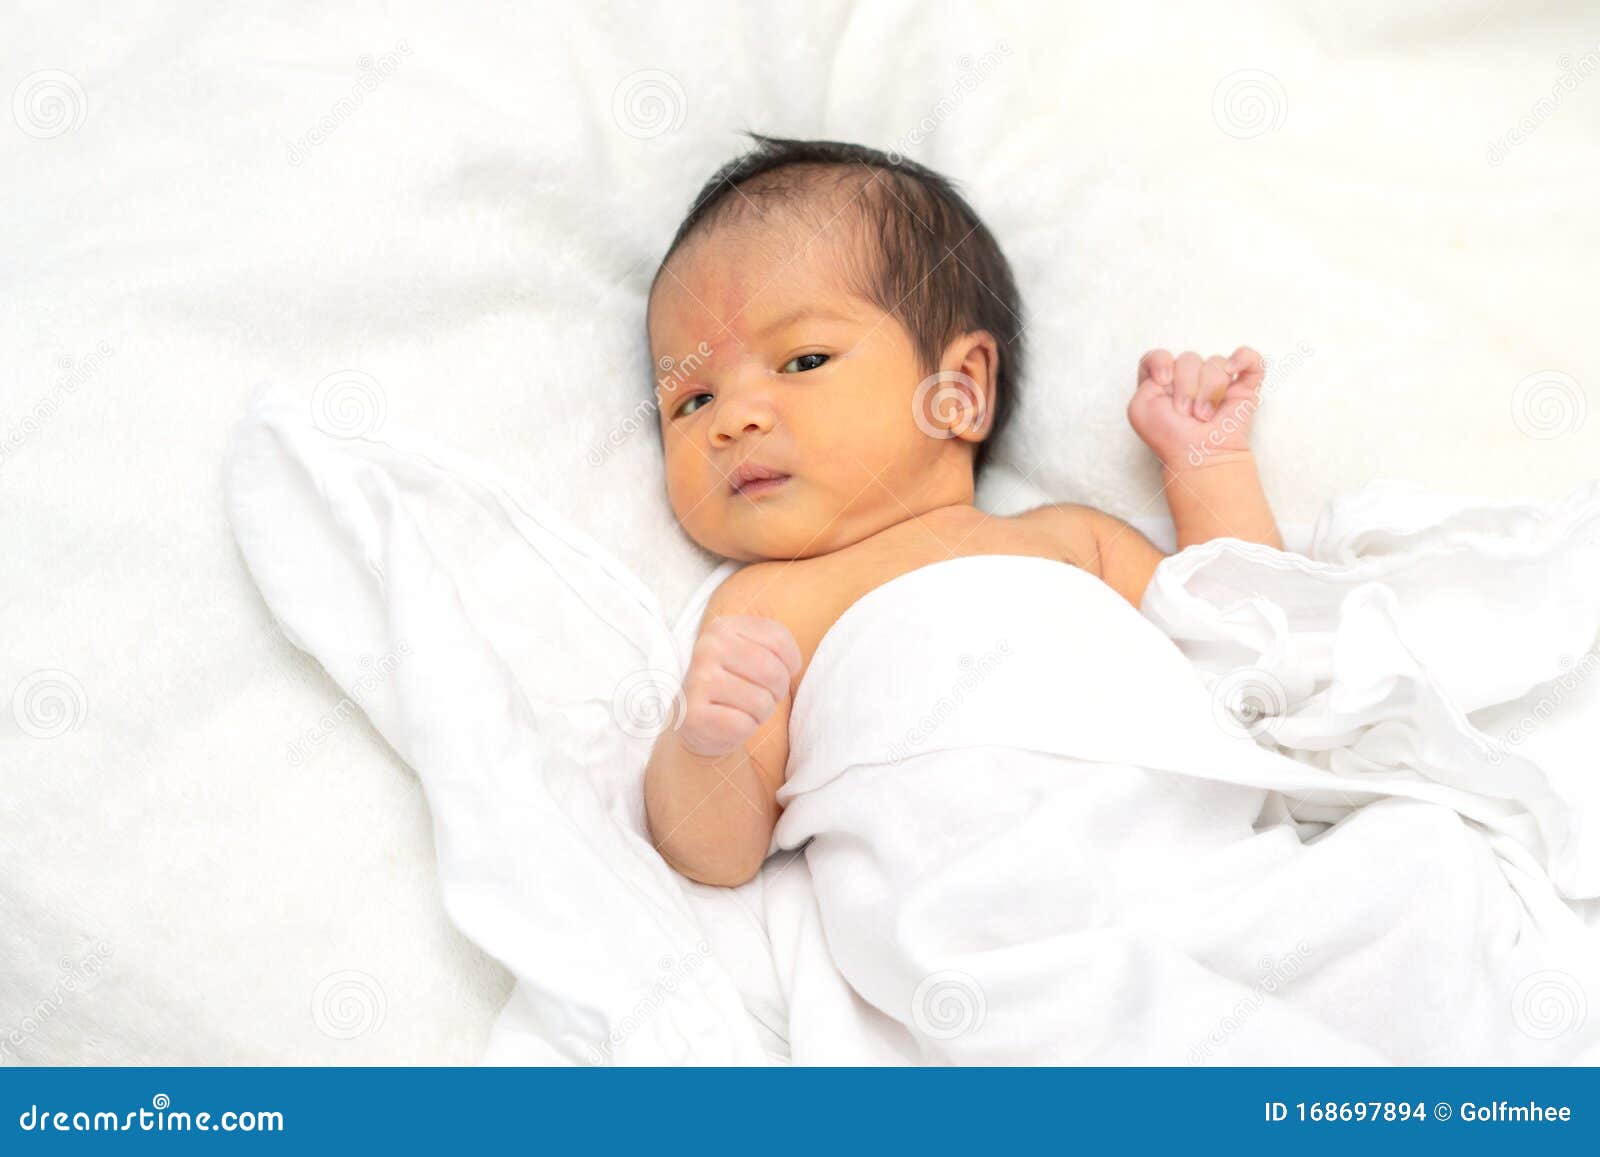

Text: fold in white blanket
xmin=226 ymin=390 xmax=1600 ymax=1064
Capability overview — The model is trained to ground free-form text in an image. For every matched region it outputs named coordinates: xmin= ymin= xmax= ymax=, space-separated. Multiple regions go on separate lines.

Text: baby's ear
xmin=914 ymin=331 xmax=999 ymax=445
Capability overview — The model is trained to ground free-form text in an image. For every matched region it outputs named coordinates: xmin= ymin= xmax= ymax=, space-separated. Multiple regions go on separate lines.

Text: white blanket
xmin=225 ymin=391 xmax=1600 ymax=1064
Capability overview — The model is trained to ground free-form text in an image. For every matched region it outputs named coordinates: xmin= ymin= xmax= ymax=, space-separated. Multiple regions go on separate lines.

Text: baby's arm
xmin=1128 ymin=347 xmax=1283 ymax=551
xmin=644 ymin=571 xmax=800 ymax=888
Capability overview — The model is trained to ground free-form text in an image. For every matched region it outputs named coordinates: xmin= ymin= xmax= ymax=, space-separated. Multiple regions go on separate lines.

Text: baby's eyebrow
xmin=756 ymin=305 xmax=861 ymax=337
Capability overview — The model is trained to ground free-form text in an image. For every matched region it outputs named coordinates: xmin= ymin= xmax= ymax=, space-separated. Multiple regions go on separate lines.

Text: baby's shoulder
xmin=1014 ymin=502 xmax=1166 ymax=607
xmin=702 ymin=555 xmax=828 ymax=628
xmin=1005 ymin=502 xmax=1103 ymax=572
xmin=701 ymin=554 xmax=863 ymax=673
xmin=704 ymin=558 xmax=801 ymax=617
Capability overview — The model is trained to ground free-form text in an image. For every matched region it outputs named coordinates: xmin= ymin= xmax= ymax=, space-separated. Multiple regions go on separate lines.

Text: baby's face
xmin=648 ymin=222 xmax=973 ymax=562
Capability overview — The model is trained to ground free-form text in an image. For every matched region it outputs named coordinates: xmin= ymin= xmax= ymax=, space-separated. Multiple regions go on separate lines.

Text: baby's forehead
xmin=648 ymin=218 xmax=869 ymax=352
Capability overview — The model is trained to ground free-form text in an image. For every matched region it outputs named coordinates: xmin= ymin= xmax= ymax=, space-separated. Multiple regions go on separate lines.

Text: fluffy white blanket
xmin=222 ymin=394 xmax=1600 ymax=1064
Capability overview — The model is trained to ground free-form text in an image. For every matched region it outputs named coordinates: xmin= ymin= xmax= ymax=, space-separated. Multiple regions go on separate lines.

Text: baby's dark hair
xmin=654 ymin=135 xmax=1024 ymax=474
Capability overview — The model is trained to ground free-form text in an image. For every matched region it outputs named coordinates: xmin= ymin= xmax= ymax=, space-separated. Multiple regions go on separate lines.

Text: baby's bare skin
xmin=644 ymin=210 xmax=1280 ymax=887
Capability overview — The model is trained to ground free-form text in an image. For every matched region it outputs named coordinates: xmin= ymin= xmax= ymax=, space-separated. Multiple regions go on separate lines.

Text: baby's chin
xmin=693 ymin=524 xmax=822 ymax=564
xmin=686 ymin=503 xmax=851 ymax=563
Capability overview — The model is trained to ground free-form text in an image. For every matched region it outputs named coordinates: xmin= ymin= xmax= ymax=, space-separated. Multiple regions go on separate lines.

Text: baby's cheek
xmin=662 ymin=452 xmax=707 ymax=511
xmin=669 ymin=470 xmax=711 ymax=514
xmin=835 ymin=399 xmax=917 ymax=475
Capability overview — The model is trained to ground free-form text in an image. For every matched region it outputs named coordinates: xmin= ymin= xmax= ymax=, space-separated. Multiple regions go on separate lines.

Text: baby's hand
xmin=678 ymin=614 xmax=802 ymax=758
xmin=1127 ymin=347 xmax=1265 ymax=469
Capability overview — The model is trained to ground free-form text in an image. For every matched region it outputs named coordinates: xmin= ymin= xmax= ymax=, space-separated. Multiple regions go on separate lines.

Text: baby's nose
xmin=711 ymin=387 xmax=777 ymax=443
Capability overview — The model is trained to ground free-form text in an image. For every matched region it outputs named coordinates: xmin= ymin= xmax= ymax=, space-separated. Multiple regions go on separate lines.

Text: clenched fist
xmin=1127 ymin=347 xmax=1265 ymax=469
xmin=678 ymin=614 xmax=802 ymax=758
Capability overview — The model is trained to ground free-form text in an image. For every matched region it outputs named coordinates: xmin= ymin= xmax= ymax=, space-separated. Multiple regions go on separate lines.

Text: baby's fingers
xmin=679 ymin=701 xmax=762 ymax=757
xmin=704 ymin=671 xmax=779 ymax=726
xmin=1195 ymin=356 xmax=1231 ymax=420
xmin=1227 ymin=346 xmax=1265 ymax=389
xmin=1172 ymin=351 xmax=1203 ymax=414
xmin=720 ymin=635 xmax=795 ymax=700
xmin=728 ymin=616 xmax=803 ymax=680
xmin=1137 ymin=348 xmax=1174 ymax=388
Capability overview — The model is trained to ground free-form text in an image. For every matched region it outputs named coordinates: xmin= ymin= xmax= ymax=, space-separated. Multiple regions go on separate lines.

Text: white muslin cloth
xmin=770 ymin=551 xmax=1600 ymax=1064
xmin=226 ymin=390 xmax=1600 ymax=1064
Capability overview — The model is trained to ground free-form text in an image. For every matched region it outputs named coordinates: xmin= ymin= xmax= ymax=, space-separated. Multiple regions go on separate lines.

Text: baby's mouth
xmin=729 ymin=461 xmax=792 ymax=498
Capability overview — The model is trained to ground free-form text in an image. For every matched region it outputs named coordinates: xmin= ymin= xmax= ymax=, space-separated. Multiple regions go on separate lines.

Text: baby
xmin=644 ymin=137 xmax=1283 ymax=886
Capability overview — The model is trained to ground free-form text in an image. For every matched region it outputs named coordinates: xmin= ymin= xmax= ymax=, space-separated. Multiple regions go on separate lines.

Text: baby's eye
xmin=779 ymin=353 xmax=830 ymax=374
xmin=674 ymin=392 xmax=713 ymax=418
